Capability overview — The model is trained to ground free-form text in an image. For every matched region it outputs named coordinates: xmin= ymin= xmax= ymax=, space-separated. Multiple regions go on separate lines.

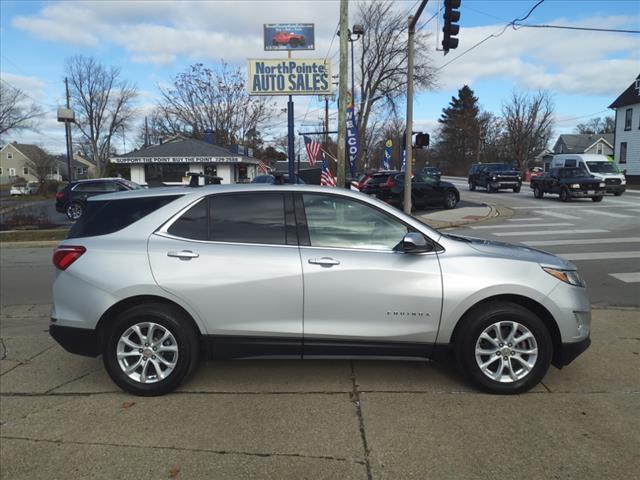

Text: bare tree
xmin=502 ymin=91 xmax=554 ymax=171
xmin=66 ymin=56 xmax=138 ymax=176
xmin=354 ymin=0 xmax=438 ymax=169
xmin=575 ymin=116 xmax=615 ymax=134
xmin=156 ymin=63 xmax=274 ymax=146
xmin=24 ymin=146 xmax=56 ymax=185
xmin=0 ymin=82 xmax=43 ymax=138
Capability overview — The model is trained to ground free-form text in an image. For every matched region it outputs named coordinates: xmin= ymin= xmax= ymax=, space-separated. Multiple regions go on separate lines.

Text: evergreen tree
xmin=437 ymin=85 xmax=481 ymax=174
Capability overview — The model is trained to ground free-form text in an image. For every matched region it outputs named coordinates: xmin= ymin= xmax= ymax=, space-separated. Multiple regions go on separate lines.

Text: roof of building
xmin=609 ymin=75 xmax=640 ymax=109
xmin=554 ymin=133 xmax=614 ymax=153
xmin=111 ymin=136 xmax=259 ymax=164
xmin=5 ymin=142 xmax=50 ymax=160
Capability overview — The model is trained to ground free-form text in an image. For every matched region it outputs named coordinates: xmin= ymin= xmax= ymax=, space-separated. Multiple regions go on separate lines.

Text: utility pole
xmin=287 ymin=50 xmax=295 ymax=183
xmin=64 ymin=78 xmax=73 ymax=182
xmin=144 ymin=116 xmax=149 ymax=147
xmin=324 ymin=96 xmax=329 ymax=145
xmin=404 ymin=0 xmax=429 ymax=214
xmin=337 ymin=0 xmax=349 ymax=188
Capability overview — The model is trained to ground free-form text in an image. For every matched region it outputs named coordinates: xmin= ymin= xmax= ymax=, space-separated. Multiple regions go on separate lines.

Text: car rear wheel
xmin=103 ymin=303 xmax=199 ymax=396
xmin=65 ymin=202 xmax=84 ymax=221
xmin=443 ymin=190 xmax=458 ymax=209
xmin=469 ymin=181 xmax=476 ymax=191
xmin=513 ymin=186 xmax=521 ymax=193
xmin=533 ymin=186 xmax=543 ymax=199
xmin=614 ymin=192 xmax=623 ymax=196
xmin=488 ymin=185 xmax=496 ymax=193
xmin=455 ymin=301 xmax=552 ymax=394
xmin=559 ymin=188 xmax=570 ymax=202
xmin=592 ymin=196 xmax=603 ymax=202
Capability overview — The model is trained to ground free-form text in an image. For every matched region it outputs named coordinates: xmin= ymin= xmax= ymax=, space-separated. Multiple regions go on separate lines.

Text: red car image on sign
xmin=272 ymin=32 xmax=306 ymax=47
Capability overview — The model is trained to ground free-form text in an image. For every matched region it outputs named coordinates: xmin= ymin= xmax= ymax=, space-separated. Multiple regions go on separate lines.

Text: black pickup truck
xmin=530 ymin=167 xmax=606 ymax=202
xmin=468 ymin=163 xmax=522 ymax=193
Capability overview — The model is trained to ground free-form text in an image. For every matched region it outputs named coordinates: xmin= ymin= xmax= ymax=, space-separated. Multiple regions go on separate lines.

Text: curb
xmin=418 ymin=203 xmax=512 ymax=230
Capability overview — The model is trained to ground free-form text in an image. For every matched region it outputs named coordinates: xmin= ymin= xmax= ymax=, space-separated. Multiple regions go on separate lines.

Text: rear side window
xmin=73 ymin=182 xmax=104 ymax=192
xmin=367 ymin=175 xmax=391 ymax=185
xmin=67 ymin=195 xmax=181 ymax=239
xmin=166 ymin=193 xmax=286 ymax=245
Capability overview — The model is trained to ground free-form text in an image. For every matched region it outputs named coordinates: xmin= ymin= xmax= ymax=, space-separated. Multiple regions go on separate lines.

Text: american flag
xmin=320 ymin=154 xmax=336 ymax=186
xmin=303 ymin=135 xmax=321 ymax=166
xmin=257 ymin=160 xmax=270 ymax=174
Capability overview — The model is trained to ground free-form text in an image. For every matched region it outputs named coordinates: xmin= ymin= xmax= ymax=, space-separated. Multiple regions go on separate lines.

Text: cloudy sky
xmin=1 ymin=0 xmax=638 ymax=154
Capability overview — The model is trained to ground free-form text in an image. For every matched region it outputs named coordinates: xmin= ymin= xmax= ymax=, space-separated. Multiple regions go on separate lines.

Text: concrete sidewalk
xmin=1 ymin=306 xmax=638 ymax=479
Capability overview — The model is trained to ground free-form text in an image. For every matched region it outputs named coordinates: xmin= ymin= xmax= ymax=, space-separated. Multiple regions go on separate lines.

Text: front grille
xmin=497 ymin=176 xmax=519 ymax=182
xmin=605 ymin=178 xmax=621 ymax=185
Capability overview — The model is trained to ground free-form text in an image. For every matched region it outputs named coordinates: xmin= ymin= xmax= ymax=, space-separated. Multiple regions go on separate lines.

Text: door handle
xmin=308 ymin=257 xmax=340 ymax=267
xmin=167 ymin=250 xmax=199 ymax=260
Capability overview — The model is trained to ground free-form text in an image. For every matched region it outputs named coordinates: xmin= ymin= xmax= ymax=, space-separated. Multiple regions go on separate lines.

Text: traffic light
xmin=415 ymin=133 xmax=429 ymax=149
xmin=442 ymin=0 xmax=461 ymax=55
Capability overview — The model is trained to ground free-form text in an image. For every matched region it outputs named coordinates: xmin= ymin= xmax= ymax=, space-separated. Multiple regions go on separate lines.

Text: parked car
xmin=251 ymin=174 xmax=306 ymax=184
xmin=545 ymin=154 xmax=625 ymax=196
xmin=271 ymin=32 xmax=306 ymax=47
xmin=530 ymin=167 xmax=605 ymax=202
xmin=372 ymin=173 xmax=459 ymax=210
xmin=55 ymin=178 xmax=144 ymax=220
xmin=421 ymin=166 xmax=442 ymax=181
xmin=360 ymin=171 xmax=401 ymax=197
xmin=468 ymin=163 xmax=522 ymax=193
xmin=10 ymin=182 xmax=39 ymax=196
xmin=50 ymin=184 xmax=591 ymax=396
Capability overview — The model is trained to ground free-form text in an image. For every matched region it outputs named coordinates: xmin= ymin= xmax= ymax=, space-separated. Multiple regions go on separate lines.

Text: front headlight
xmin=570 ymin=183 xmax=580 ymax=189
xmin=621 ymin=179 xmax=626 ymax=185
xmin=543 ymin=267 xmax=586 ymax=287
xmin=492 ymin=175 xmax=497 ymax=181
xmin=599 ymin=182 xmax=606 ymax=188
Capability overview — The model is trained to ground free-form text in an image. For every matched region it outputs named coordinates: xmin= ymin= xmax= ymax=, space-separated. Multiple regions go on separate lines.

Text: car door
xmin=148 ymin=192 xmax=303 ymax=356
xmin=415 ymin=175 xmax=444 ymax=206
xmin=297 ymin=192 xmax=443 ymax=356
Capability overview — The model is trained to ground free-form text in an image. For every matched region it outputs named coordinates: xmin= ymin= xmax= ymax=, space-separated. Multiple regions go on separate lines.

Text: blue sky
xmin=1 ymin=0 xmax=639 ymax=154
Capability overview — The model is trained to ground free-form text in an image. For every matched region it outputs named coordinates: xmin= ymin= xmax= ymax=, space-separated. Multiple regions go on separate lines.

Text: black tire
xmin=469 ymin=181 xmax=476 ymax=191
xmin=614 ymin=192 xmax=623 ymax=196
xmin=487 ymin=185 xmax=496 ymax=193
xmin=513 ymin=185 xmax=521 ymax=193
xmin=533 ymin=186 xmax=543 ymax=199
xmin=443 ymin=190 xmax=458 ymax=209
xmin=103 ymin=303 xmax=199 ymax=396
xmin=559 ymin=188 xmax=570 ymax=202
xmin=65 ymin=201 xmax=84 ymax=221
xmin=591 ymin=196 xmax=603 ymax=202
xmin=455 ymin=301 xmax=553 ymax=394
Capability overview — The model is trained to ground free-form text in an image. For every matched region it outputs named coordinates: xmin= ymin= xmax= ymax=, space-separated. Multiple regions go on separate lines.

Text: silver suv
xmin=50 ymin=185 xmax=591 ymax=396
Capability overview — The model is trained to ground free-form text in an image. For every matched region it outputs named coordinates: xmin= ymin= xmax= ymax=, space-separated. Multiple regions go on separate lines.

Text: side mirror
xmin=401 ymin=232 xmax=433 ymax=253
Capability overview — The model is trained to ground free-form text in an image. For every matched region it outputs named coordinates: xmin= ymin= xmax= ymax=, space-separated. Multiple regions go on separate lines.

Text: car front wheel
xmin=456 ymin=301 xmax=552 ymax=394
xmin=469 ymin=181 xmax=476 ymax=191
xmin=592 ymin=196 xmax=603 ymax=202
xmin=103 ymin=303 xmax=199 ymax=396
xmin=559 ymin=188 xmax=570 ymax=202
xmin=533 ymin=186 xmax=543 ymax=199
xmin=443 ymin=190 xmax=458 ymax=209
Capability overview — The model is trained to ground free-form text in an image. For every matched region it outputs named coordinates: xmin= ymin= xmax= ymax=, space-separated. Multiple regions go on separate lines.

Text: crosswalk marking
xmin=560 ymin=251 xmax=640 ymax=261
xmin=493 ymin=229 xmax=608 ymax=237
xmin=579 ymin=209 xmax=635 ymax=218
xmin=471 ymin=222 xmax=572 ymax=230
xmin=533 ymin=210 xmax=580 ymax=219
xmin=507 ymin=218 xmax=544 ymax=222
xmin=625 ymin=209 xmax=640 ymax=213
xmin=523 ymin=237 xmax=640 ymax=247
xmin=609 ymin=272 xmax=640 ymax=283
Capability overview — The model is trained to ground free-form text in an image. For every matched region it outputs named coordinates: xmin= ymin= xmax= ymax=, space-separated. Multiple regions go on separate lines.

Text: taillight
xmin=383 ymin=176 xmax=396 ymax=188
xmin=56 ymin=191 xmax=64 ymax=200
xmin=53 ymin=246 xmax=86 ymax=270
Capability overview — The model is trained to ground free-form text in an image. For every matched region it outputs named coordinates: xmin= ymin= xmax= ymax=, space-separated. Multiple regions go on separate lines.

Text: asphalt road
xmin=442 ymin=177 xmax=640 ymax=308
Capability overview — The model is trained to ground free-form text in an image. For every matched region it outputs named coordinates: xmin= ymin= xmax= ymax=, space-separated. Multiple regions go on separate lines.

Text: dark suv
xmin=56 ymin=178 xmax=143 ymax=220
xmin=468 ymin=163 xmax=521 ymax=193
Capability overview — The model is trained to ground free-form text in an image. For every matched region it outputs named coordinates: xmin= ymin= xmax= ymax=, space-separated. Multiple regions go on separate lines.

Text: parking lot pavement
xmin=1 ymin=306 xmax=638 ymax=479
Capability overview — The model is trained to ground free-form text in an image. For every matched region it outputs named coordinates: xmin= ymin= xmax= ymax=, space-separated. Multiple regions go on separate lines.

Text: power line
xmin=436 ymin=0 xmax=546 ymax=71
xmin=514 ymin=24 xmax=640 ymax=34
xmin=0 ymin=78 xmax=60 ymax=109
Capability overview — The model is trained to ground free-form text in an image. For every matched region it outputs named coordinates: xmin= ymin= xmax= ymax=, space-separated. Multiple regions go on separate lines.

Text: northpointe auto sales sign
xmin=248 ymin=59 xmax=332 ymax=96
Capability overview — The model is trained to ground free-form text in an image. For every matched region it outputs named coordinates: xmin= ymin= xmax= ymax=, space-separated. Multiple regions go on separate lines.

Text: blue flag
xmin=345 ymin=92 xmax=358 ymax=177
xmin=383 ymin=139 xmax=392 ymax=170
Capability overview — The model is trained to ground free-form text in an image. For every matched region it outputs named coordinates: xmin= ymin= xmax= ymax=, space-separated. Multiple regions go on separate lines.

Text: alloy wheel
xmin=474 ymin=321 xmax=538 ymax=383
xmin=116 ymin=322 xmax=179 ymax=384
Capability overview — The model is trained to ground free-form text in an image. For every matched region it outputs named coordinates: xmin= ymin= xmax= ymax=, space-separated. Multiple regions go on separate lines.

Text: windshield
xmin=586 ymin=162 xmax=617 ymax=173
xmin=484 ymin=164 xmax=513 ymax=172
xmin=563 ymin=168 xmax=589 ymax=178
xmin=120 ymin=179 xmax=144 ymax=190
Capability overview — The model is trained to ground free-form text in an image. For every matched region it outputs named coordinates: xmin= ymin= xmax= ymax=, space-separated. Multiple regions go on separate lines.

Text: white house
xmin=609 ymin=75 xmax=640 ymax=180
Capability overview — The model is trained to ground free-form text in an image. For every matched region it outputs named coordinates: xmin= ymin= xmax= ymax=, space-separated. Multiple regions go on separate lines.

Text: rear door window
xmin=167 ymin=199 xmax=208 ymax=241
xmin=67 ymin=195 xmax=181 ymax=239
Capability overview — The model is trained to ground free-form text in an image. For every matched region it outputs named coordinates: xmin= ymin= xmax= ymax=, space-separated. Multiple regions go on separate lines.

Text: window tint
xmin=167 ymin=198 xmax=208 ymax=240
xmin=68 ymin=195 xmax=181 ymax=239
xmin=564 ymin=159 xmax=577 ymax=168
xmin=210 ymin=193 xmax=285 ymax=245
xmin=303 ymin=194 xmax=408 ymax=251
xmin=73 ymin=182 xmax=102 ymax=192
xmin=367 ymin=175 xmax=391 ymax=185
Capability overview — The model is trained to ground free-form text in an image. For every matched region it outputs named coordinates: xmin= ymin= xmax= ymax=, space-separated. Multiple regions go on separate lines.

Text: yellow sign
xmin=248 ymin=59 xmax=332 ymax=96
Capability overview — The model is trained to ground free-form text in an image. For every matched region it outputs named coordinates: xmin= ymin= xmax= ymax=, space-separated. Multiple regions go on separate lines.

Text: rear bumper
xmin=50 ymin=322 xmax=100 ymax=357
xmin=556 ymin=336 xmax=591 ymax=368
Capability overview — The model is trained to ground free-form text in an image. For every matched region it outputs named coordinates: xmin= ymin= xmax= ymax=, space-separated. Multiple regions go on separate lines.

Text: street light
xmin=337 ymin=24 xmax=365 ymax=103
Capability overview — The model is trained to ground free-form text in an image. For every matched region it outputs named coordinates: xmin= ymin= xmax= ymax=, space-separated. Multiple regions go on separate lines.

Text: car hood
xmin=492 ymin=170 xmax=519 ymax=176
xmin=445 ymin=234 xmax=575 ymax=270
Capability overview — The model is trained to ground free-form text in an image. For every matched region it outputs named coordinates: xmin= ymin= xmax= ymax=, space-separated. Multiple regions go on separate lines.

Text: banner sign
xmin=401 ymin=149 xmax=406 ymax=172
xmin=383 ymin=139 xmax=392 ymax=170
xmin=345 ymin=92 xmax=358 ymax=177
xmin=264 ymin=23 xmax=315 ymax=51
xmin=248 ymin=59 xmax=331 ymax=96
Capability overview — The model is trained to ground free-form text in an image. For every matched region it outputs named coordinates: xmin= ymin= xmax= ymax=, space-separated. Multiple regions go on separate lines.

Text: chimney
xmin=203 ymin=130 xmax=214 ymax=145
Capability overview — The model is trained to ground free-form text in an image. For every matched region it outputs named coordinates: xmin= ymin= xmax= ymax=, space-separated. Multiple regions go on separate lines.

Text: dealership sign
xmin=264 ymin=23 xmax=315 ymax=51
xmin=248 ymin=59 xmax=332 ymax=96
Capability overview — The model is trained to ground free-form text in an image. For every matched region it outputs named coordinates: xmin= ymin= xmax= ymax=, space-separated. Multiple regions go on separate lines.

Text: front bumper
xmin=568 ymin=189 xmax=605 ymax=198
xmin=605 ymin=185 xmax=625 ymax=194
xmin=50 ymin=322 xmax=100 ymax=357
xmin=557 ymin=336 xmax=591 ymax=367
xmin=490 ymin=181 xmax=521 ymax=189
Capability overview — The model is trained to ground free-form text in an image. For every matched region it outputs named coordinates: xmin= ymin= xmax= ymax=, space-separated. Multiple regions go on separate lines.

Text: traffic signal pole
xmin=404 ymin=0 xmax=429 ymax=214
